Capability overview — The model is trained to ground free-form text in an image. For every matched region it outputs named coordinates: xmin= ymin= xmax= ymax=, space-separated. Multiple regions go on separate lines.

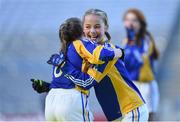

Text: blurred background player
xmin=122 ymin=8 xmax=160 ymax=121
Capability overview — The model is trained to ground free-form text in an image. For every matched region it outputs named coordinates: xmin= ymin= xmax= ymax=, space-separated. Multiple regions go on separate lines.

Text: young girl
xmin=80 ymin=9 xmax=148 ymax=121
xmin=122 ymin=8 xmax=160 ymax=121
xmin=31 ymin=17 xmax=123 ymax=121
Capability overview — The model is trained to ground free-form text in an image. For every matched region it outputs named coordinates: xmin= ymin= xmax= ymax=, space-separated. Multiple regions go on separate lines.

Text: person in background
xmin=122 ymin=8 xmax=160 ymax=121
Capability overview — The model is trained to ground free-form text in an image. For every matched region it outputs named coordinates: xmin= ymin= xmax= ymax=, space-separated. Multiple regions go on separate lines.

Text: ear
xmin=82 ymin=31 xmax=86 ymax=37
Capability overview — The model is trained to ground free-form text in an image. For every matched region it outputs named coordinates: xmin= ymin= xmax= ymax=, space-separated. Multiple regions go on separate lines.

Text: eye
xmin=94 ymin=25 xmax=101 ymax=29
xmin=85 ymin=25 xmax=90 ymax=29
xmin=133 ymin=19 xmax=139 ymax=23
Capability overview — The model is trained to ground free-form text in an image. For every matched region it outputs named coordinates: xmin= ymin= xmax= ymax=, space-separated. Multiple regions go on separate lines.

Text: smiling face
xmin=83 ymin=14 xmax=107 ymax=42
xmin=123 ymin=12 xmax=141 ymax=34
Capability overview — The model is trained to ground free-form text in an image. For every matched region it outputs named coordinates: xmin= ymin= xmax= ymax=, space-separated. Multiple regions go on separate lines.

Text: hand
xmin=31 ymin=79 xmax=50 ymax=93
xmin=126 ymin=27 xmax=135 ymax=41
xmin=114 ymin=48 xmax=124 ymax=60
xmin=47 ymin=52 xmax=65 ymax=66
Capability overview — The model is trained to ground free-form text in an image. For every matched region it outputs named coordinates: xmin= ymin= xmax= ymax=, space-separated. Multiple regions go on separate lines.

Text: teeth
xmin=87 ymin=35 xmax=97 ymax=40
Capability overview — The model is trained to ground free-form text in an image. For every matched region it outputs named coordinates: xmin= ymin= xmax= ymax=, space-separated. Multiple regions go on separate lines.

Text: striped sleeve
xmin=62 ymin=61 xmax=97 ymax=90
xmin=72 ymin=40 xmax=122 ymax=64
xmin=64 ymin=74 xmax=96 ymax=90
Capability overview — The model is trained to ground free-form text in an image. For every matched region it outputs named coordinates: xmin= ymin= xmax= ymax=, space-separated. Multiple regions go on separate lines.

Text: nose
xmin=125 ymin=21 xmax=131 ymax=28
xmin=90 ymin=27 xmax=96 ymax=34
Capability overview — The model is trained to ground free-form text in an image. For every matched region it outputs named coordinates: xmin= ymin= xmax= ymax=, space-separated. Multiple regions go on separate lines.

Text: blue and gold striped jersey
xmin=123 ymin=36 xmax=155 ymax=82
xmin=64 ymin=39 xmax=145 ymax=120
xmin=50 ymin=38 xmax=117 ymax=94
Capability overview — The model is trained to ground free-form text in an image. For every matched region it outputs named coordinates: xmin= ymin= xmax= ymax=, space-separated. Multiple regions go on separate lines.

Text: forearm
xmin=64 ymin=74 xmax=97 ymax=90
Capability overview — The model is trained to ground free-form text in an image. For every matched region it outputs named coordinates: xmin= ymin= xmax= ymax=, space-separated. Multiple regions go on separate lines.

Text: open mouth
xmin=88 ymin=35 xmax=98 ymax=41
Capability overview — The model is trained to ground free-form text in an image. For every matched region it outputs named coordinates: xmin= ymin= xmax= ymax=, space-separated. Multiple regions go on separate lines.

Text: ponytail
xmin=105 ymin=31 xmax=111 ymax=41
xmin=59 ymin=18 xmax=83 ymax=57
xmin=146 ymin=31 xmax=160 ymax=60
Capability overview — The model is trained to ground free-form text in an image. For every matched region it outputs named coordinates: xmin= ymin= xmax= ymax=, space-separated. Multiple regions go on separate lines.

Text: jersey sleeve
xmin=62 ymin=60 xmax=97 ymax=90
xmin=72 ymin=40 xmax=121 ymax=64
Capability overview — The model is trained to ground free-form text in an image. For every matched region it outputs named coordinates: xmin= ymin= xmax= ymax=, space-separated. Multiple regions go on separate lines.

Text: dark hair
xmin=123 ymin=8 xmax=159 ymax=59
xmin=82 ymin=9 xmax=111 ymax=40
xmin=146 ymin=31 xmax=160 ymax=60
xmin=59 ymin=17 xmax=83 ymax=56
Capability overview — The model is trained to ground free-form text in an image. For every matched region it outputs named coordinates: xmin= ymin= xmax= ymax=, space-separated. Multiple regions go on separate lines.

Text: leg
xmin=54 ymin=89 xmax=93 ymax=121
xmin=148 ymin=112 xmax=156 ymax=121
xmin=45 ymin=90 xmax=56 ymax=121
xmin=148 ymin=80 xmax=160 ymax=121
xmin=119 ymin=104 xmax=148 ymax=122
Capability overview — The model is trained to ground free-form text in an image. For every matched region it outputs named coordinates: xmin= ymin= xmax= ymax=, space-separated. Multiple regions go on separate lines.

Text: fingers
xmin=39 ymin=80 xmax=42 ymax=86
xmin=32 ymin=81 xmax=38 ymax=90
xmin=31 ymin=79 xmax=50 ymax=93
xmin=35 ymin=84 xmax=43 ymax=93
xmin=32 ymin=83 xmax=42 ymax=93
xmin=31 ymin=79 xmax=40 ymax=89
xmin=47 ymin=54 xmax=57 ymax=65
xmin=47 ymin=59 xmax=52 ymax=64
xmin=31 ymin=78 xmax=44 ymax=93
xmin=30 ymin=79 xmax=35 ymax=82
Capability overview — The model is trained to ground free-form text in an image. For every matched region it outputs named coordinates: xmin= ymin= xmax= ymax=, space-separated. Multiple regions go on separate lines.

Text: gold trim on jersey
xmin=73 ymin=40 xmax=105 ymax=65
xmin=75 ymin=85 xmax=89 ymax=95
xmin=108 ymin=66 xmax=144 ymax=115
xmin=139 ymin=40 xmax=154 ymax=82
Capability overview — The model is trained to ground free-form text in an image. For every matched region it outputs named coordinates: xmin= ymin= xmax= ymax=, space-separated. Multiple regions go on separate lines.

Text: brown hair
xmin=59 ymin=17 xmax=83 ymax=57
xmin=82 ymin=9 xmax=111 ymax=40
xmin=123 ymin=8 xmax=159 ymax=59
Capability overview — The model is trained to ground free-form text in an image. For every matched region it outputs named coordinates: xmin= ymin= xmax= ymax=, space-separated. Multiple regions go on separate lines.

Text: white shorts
xmin=45 ymin=88 xmax=93 ymax=121
xmin=133 ymin=80 xmax=159 ymax=113
xmin=116 ymin=104 xmax=149 ymax=122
